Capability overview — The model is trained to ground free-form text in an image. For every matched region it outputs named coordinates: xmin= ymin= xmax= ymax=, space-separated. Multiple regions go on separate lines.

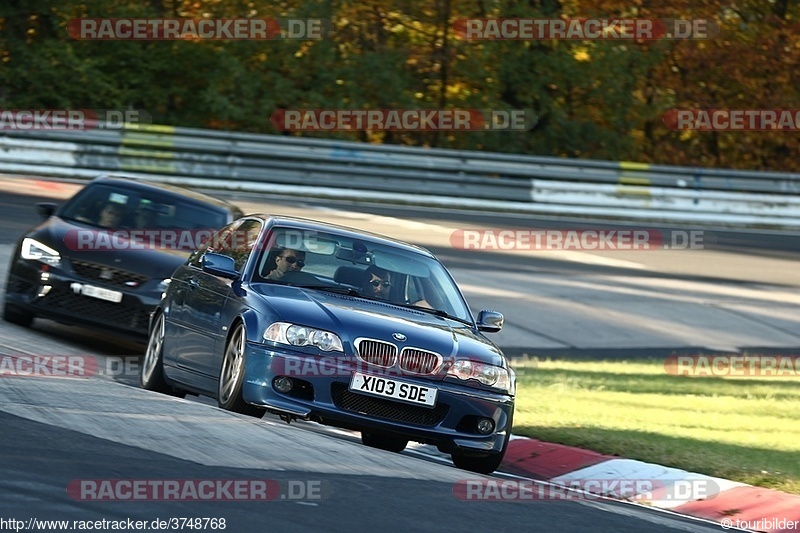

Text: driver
xmin=97 ymin=201 xmax=126 ymax=228
xmin=266 ymin=248 xmax=306 ymax=280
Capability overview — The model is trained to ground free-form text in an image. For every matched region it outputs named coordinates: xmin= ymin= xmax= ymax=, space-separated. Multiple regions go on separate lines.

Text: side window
xmin=188 ymin=220 xmax=241 ymax=269
xmin=211 ymin=219 xmax=262 ymax=272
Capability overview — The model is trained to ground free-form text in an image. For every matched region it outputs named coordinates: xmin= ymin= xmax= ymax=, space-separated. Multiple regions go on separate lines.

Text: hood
xmin=250 ymin=283 xmax=505 ymax=373
xmin=29 ymin=217 xmax=191 ymax=280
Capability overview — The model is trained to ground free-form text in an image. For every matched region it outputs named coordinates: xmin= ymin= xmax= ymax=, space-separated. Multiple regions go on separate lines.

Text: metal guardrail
xmin=1 ymin=125 xmax=799 ymax=227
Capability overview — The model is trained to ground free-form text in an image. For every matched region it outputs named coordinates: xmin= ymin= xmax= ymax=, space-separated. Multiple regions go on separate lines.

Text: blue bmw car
xmin=141 ymin=215 xmax=515 ymax=473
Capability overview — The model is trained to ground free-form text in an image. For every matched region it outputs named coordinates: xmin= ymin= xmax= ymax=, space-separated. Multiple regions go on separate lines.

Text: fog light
xmin=477 ymin=418 xmax=495 ymax=435
xmin=273 ymin=376 xmax=293 ymax=393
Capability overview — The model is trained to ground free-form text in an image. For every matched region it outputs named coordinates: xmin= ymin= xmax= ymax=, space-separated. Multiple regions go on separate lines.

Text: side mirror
xmin=36 ymin=202 xmax=58 ymax=219
xmin=202 ymin=252 xmax=238 ymax=279
xmin=476 ymin=310 xmax=504 ymax=333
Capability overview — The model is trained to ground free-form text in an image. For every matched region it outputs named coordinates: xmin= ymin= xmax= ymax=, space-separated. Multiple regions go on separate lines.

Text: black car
xmin=3 ymin=176 xmax=242 ymax=337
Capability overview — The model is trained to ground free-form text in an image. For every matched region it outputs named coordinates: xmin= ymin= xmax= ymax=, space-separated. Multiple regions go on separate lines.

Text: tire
xmin=451 ymin=413 xmax=513 ymax=474
xmin=361 ymin=432 xmax=408 ymax=453
xmin=218 ymin=323 xmax=265 ymax=418
xmin=140 ymin=312 xmax=185 ymax=398
xmin=3 ymin=301 xmax=33 ymax=328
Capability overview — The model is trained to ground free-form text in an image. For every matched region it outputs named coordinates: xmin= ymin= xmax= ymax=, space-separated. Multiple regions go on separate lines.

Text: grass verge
xmin=512 ymin=358 xmax=800 ymax=495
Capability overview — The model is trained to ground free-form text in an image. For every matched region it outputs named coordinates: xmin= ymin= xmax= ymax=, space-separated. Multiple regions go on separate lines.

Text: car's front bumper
xmin=242 ymin=342 xmax=515 ymax=455
xmin=5 ymin=260 xmax=161 ymax=336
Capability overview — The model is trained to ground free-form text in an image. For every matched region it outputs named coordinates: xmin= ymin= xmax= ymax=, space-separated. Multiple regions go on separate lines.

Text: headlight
xmin=451 ymin=359 xmax=473 ymax=380
xmin=157 ymin=278 xmax=171 ymax=297
xmin=310 ymin=330 xmax=339 ymax=351
xmin=447 ymin=359 xmax=513 ymax=392
xmin=21 ymin=238 xmax=61 ymax=266
xmin=264 ymin=322 xmax=343 ymax=352
xmin=286 ymin=325 xmax=310 ymax=345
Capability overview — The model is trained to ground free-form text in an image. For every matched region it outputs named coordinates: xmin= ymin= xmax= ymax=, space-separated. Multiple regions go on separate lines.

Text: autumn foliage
xmin=1 ymin=0 xmax=798 ymax=171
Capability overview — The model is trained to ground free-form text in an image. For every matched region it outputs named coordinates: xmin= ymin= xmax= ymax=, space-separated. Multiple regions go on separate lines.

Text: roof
xmin=90 ymin=175 xmax=240 ymax=213
xmin=243 ymin=213 xmax=436 ymax=258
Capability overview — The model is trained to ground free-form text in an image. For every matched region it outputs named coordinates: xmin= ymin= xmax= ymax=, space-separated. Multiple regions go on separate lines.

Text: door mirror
xmin=36 ymin=202 xmax=58 ymax=219
xmin=476 ymin=310 xmax=504 ymax=333
xmin=202 ymin=253 xmax=238 ymax=279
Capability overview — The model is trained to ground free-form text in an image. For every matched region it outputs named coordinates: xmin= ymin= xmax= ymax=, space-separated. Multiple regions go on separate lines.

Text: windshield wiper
xmin=299 ymin=285 xmax=364 ymax=297
xmin=401 ymin=304 xmax=473 ymax=326
xmin=61 ymin=215 xmax=102 ymax=227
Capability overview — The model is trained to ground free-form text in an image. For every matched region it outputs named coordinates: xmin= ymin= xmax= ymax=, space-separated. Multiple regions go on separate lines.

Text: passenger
xmin=135 ymin=206 xmax=159 ymax=229
xmin=363 ymin=265 xmax=392 ymax=300
xmin=363 ymin=265 xmax=433 ymax=308
xmin=266 ymin=248 xmax=306 ymax=280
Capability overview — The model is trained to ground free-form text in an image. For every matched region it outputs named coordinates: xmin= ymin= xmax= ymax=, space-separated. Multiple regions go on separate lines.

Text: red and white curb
xmin=502 ymin=436 xmax=800 ymax=532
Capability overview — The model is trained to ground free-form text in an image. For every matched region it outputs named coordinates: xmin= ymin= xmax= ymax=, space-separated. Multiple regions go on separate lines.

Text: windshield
xmin=253 ymin=226 xmax=473 ymax=323
xmin=59 ymin=183 xmax=228 ymax=232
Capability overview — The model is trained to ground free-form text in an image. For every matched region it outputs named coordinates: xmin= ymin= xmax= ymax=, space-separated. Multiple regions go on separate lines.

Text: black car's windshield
xmin=253 ymin=226 xmax=474 ymax=323
xmin=59 ymin=183 xmax=228 ymax=233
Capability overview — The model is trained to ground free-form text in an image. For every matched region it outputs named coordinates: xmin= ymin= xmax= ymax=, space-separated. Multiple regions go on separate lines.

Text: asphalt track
xmin=2 ymin=177 xmax=798 ymax=358
xmin=0 ymin=176 xmax=789 ymax=532
xmin=0 ymin=372 xmax=734 ymax=533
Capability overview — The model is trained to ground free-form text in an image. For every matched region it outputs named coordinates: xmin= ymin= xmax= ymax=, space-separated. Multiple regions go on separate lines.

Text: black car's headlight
xmin=447 ymin=359 xmax=514 ymax=393
xmin=157 ymin=278 xmax=171 ymax=297
xmin=21 ymin=238 xmax=61 ymax=266
xmin=264 ymin=322 xmax=344 ymax=352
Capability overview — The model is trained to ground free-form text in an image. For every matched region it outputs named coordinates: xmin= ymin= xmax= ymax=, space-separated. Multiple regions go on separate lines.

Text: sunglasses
xmin=370 ymin=280 xmax=391 ymax=288
xmin=282 ymin=256 xmax=305 ymax=267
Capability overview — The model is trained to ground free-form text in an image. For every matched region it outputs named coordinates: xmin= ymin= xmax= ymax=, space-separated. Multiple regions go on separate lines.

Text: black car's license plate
xmin=73 ymin=283 xmax=123 ymax=303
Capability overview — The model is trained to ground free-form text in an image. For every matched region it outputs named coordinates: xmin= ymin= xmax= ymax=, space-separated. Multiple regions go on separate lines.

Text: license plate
xmin=349 ymin=372 xmax=437 ymax=408
xmin=79 ymin=284 xmax=123 ymax=303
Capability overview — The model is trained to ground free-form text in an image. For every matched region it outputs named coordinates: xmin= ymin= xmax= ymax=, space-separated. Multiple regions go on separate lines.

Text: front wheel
xmin=218 ymin=324 xmax=265 ymax=418
xmin=140 ymin=313 xmax=185 ymax=398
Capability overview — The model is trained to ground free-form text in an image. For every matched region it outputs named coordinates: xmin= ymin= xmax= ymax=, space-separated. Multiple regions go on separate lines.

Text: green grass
xmin=512 ymin=358 xmax=800 ymax=495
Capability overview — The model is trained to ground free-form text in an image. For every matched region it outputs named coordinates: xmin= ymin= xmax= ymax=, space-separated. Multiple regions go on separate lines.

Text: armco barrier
xmin=1 ymin=125 xmax=799 ymax=228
